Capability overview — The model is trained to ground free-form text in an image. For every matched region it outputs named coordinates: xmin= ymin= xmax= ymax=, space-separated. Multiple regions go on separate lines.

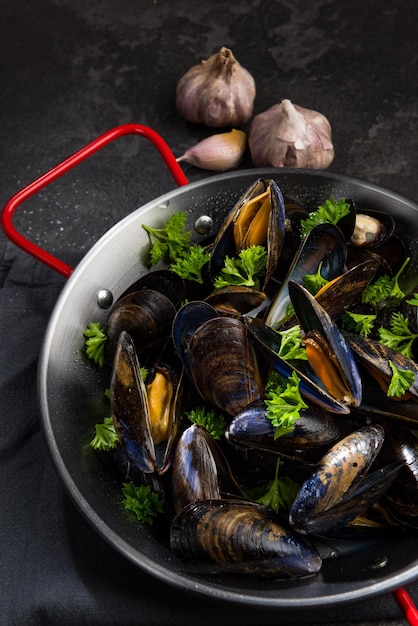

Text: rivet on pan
xmin=194 ymin=215 xmax=213 ymax=235
xmin=96 ymin=289 xmax=113 ymax=309
xmin=367 ymin=556 xmax=388 ymax=570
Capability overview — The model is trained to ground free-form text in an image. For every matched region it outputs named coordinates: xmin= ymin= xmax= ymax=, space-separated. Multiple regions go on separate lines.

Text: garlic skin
xmin=176 ymin=129 xmax=246 ymax=171
xmin=176 ymin=47 xmax=256 ymax=128
xmin=248 ymin=99 xmax=334 ymax=169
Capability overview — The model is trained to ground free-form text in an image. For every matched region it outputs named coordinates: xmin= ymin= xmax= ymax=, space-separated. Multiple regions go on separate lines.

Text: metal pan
xmin=2 ymin=124 xmax=418 ymax=611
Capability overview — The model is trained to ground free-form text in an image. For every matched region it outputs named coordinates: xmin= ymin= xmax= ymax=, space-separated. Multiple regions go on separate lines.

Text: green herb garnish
xmin=90 ymin=416 xmax=119 ymax=451
xmin=122 ymin=482 xmax=164 ymax=525
xmin=83 ymin=321 xmax=107 ymax=367
xmin=303 ymin=261 xmax=329 ymax=295
xmin=213 ymin=245 xmax=267 ymax=289
xmin=300 ymin=197 xmax=351 ymax=238
xmin=265 ymin=370 xmax=308 ymax=439
xmin=186 ymin=406 xmax=226 ymax=440
xmin=387 ymin=360 xmax=416 ymax=398
xmin=276 ymin=325 xmax=308 ymax=361
xmin=342 ymin=311 xmax=377 ymax=336
xmin=142 ymin=212 xmax=191 ymax=265
xmin=256 ymin=458 xmax=299 ymax=514
xmin=170 ymin=244 xmax=211 ymax=283
xmin=362 ymin=257 xmax=410 ymax=306
xmin=378 ymin=312 xmax=418 ymax=358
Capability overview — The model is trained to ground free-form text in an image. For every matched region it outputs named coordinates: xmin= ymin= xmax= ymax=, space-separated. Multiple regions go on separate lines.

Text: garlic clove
xmin=176 ymin=47 xmax=256 ymax=128
xmin=176 ymin=129 xmax=246 ymax=171
xmin=248 ymin=99 xmax=334 ymax=169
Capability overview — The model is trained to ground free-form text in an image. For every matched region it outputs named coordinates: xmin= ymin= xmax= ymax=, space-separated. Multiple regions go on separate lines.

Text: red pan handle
xmin=393 ymin=588 xmax=418 ymax=625
xmin=1 ymin=123 xmax=189 ymax=277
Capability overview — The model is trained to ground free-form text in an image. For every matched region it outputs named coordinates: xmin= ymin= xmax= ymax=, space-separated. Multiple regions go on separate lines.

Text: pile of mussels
xmin=97 ymin=179 xmax=418 ymax=579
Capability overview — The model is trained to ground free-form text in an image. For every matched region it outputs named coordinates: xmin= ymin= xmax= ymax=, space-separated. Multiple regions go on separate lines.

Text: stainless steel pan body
xmin=35 ymin=166 xmax=418 ymax=608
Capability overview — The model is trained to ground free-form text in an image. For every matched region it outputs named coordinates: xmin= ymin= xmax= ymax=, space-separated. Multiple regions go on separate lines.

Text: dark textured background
xmin=1 ymin=1 xmax=418 ymax=624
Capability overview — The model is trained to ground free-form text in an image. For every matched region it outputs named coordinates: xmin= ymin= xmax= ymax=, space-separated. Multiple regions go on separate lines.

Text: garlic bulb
xmin=176 ymin=129 xmax=246 ymax=171
xmin=176 ymin=47 xmax=256 ymax=128
xmin=248 ymin=99 xmax=334 ymax=169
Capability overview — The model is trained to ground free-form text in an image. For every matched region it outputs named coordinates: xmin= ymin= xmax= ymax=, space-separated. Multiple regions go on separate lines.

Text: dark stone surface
xmin=1 ymin=1 xmax=417 ymax=624
xmin=1 ymin=0 xmax=418 ymax=261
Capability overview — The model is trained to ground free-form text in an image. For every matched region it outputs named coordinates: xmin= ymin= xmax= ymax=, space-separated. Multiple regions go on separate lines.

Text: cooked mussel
xmin=110 ymin=331 xmax=183 ymax=475
xmin=170 ymin=498 xmax=322 ymax=578
xmin=289 ymin=281 xmax=362 ymax=409
xmin=173 ymin=303 xmax=264 ymax=416
xmin=208 ymin=178 xmax=286 ymax=289
xmin=171 ymin=424 xmax=244 ymax=514
xmin=226 ymin=400 xmax=349 ymax=463
xmin=289 ymin=424 xmax=402 ymax=536
xmin=106 ymin=288 xmax=178 ymax=363
xmin=265 ymin=223 xmax=347 ymax=328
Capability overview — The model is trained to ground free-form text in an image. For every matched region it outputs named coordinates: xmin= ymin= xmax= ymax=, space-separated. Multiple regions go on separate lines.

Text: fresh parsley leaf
xmin=122 ymin=482 xmax=164 ymax=525
xmin=362 ymin=257 xmax=410 ymax=306
xmin=378 ymin=312 xmax=418 ymax=358
xmin=213 ymin=245 xmax=267 ymax=289
xmin=142 ymin=212 xmax=191 ymax=265
xmin=265 ymin=370 xmax=308 ymax=439
xmin=275 ymin=325 xmax=308 ymax=361
xmin=303 ymin=262 xmax=329 ymax=295
xmin=186 ymin=406 xmax=226 ymax=440
xmin=256 ymin=458 xmax=299 ymax=513
xmin=387 ymin=360 xmax=416 ymax=398
xmin=361 ymin=275 xmax=393 ymax=306
xmin=170 ymin=244 xmax=211 ymax=283
xmin=406 ymin=293 xmax=418 ymax=306
xmin=83 ymin=321 xmax=107 ymax=367
xmin=342 ymin=311 xmax=377 ymax=336
xmin=90 ymin=416 xmax=119 ymax=451
xmin=300 ymin=197 xmax=351 ymax=238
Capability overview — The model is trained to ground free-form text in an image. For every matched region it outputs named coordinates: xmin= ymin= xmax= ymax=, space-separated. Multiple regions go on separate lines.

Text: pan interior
xmin=38 ymin=168 xmax=418 ymax=608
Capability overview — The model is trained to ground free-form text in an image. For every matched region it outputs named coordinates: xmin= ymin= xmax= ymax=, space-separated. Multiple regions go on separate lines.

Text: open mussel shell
xmin=110 ymin=330 xmax=155 ymax=473
xmin=288 ymin=281 xmax=362 ymax=409
xmin=244 ymin=316 xmax=351 ymax=414
xmin=226 ymin=400 xmax=349 ymax=463
xmin=204 ymin=285 xmax=267 ymax=318
xmin=349 ymin=208 xmax=396 ymax=248
xmin=110 ymin=330 xmax=184 ymax=476
xmin=288 ymin=424 xmax=401 ymax=536
xmin=265 ymin=222 xmax=347 ymax=328
xmin=278 ymin=257 xmax=381 ymax=330
xmin=171 ymin=424 xmax=244 ymax=514
xmin=170 ymin=498 xmax=322 ymax=578
xmin=187 ymin=315 xmax=264 ymax=416
xmin=345 ymin=332 xmax=418 ymax=400
xmin=208 ymin=178 xmax=286 ymax=289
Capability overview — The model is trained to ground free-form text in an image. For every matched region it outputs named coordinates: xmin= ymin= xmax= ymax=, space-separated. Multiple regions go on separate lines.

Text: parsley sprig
xmin=170 ymin=244 xmax=211 ymax=284
xmin=362 ymin=257 xmax=410 ymax=306
xmin=256 ymin=458 xmax=299 ymax=513
xmin=303 ymin=261 xmax=328 ymax=295
xmin=213 ymin=245 xmax=267 ymax=289
xmin=122 ymin=482 xmax=164 ymax=525
xmin=90 ymin=416 xmax=119 ymax=451
xmin=387 ymin=360 xmax=416 ymax=398
xmin=378 ymin=312 xmax=418 ymax=358
xmin=185 ymin=406 xmax=226 ymax=440
xmin=300 ymin=197 xmax=351 ymax=238
xmin=265 ymin=370 xmax=308 ymax=439
xmin=276 ymin=325 xmax=308 ymax=361
xmin=142 ymin=212 xmax=191 ymax=265
xmin=342 ymin=311 xmax=377 ymax=336
xmin=83 ymin=321 xmax=107 ymax=367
